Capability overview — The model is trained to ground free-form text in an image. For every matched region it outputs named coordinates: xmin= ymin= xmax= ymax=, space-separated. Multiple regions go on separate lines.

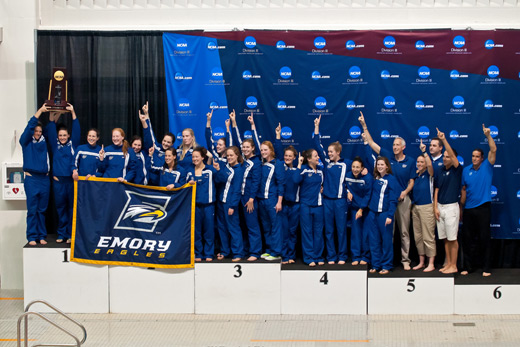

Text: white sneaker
xmin=265 ymin=255 xmax=281 ymax=261
xmin=261 ymin=253 xmax=270 ymax=259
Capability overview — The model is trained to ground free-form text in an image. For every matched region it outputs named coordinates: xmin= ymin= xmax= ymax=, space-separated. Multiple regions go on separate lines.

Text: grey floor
xmin=2 ymin=289 xmax=520 ymax=346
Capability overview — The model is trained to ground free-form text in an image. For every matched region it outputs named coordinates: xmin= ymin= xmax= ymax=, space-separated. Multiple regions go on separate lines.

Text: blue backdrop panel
xmin=163 ymin=30 xmax=520 ymax=239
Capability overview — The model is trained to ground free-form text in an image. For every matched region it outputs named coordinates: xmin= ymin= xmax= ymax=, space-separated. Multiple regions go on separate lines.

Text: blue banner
xmin=71 ymin=178 xmax=195 ymax=268
xmin=163 ymin=30 xmax=520 ymax=239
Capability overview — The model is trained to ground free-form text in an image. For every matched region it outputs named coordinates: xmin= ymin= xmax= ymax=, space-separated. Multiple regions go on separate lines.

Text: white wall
xmin=0 ymin=0 xmax=518 ymax=289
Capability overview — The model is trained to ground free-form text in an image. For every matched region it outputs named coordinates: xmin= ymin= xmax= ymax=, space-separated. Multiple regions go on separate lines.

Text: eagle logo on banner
xmin=113 ymin=191 xmax=171 ymax=234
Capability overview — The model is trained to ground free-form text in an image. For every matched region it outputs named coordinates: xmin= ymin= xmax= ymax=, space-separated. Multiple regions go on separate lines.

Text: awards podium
xmin=23 ymin=238 xmax=520 ymax=314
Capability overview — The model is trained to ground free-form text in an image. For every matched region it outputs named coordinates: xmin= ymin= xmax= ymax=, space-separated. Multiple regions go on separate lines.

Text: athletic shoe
xmin=261 ymin=253 xmax=270 ymax=259
xmin=265 ymin=255 xmax=281 ymax=261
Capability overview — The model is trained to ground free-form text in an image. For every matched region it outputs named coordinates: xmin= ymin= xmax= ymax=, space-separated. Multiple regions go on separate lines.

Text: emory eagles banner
xmin=71 ymin=177 xmax=195 ymax=268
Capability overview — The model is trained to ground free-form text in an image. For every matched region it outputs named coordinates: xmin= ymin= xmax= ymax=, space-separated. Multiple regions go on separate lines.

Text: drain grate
xmin=453 ymin=322 xmax=476 ymax=327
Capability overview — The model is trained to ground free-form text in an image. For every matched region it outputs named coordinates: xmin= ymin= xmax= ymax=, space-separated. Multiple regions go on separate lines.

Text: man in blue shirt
xmin=460 ymin=124 xmax=497 ymax=277
xmin=359 ymin=112 xmax=415 ymax=270
xmin=433 ymin=128 xmax=462 ymax=274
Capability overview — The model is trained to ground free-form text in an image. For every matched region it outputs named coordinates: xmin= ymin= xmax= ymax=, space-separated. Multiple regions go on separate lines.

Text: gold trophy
xmin=45 ymin=67 xmax=68 ymax=111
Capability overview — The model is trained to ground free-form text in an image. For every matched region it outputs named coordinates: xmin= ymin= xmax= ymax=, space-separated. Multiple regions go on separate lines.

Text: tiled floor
xmin=2 ymin=289 xmax=520 ymax=346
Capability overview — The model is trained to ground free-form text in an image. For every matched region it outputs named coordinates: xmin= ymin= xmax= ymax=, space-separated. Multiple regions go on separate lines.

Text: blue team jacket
xmin=345 ymin=171 xmax=373 ymax=210
xmin=313 ymin=134 xmax=351 ymax=199
xmin=257 ymin=159 xmax=285 ymax=200
xmin=75 ymin=143 xmax=101 ymax=176
xmin=215 ymin=161 xmax=244 ymax=208
xmin=293 ymin=164 xmax=324 ymax=206
xmin=186 ymin=165 xmax=217 ymax=204
xmin=20 ymin=116 xmax=49 ymax=174
xmin=47 ymin=119 xmax=80 ymax=177
xmin=368 ymin=174 xmax=399 ymax=219
xmin=97 ymin=144 xmax=137 ymax=181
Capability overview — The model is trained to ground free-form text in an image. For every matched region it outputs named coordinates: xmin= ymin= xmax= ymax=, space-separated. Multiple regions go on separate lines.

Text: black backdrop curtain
xmin=35 ymin=30 xmax=520 ymax=269
xmin=37 ymin=31 xmax=169 ymax=145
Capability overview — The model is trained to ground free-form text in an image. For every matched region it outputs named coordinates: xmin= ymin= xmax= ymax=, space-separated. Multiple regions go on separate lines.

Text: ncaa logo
xmin=314 ymin=37 xmax=326 ymax=49
xmin=349 ymin=126 xmax=362 ymax=139
xmin=276 ymin=41 xmax=286 ymax=50
xmin=242 ymin=70 xmax=252 ymax=80
xmin=381 ymin=130 xmax=390 ymax=139
xmin=418 ymin=66 xmax=430 ymax=78
xmin=484 ymin=100 xmax=494 ymax=109
xmin=281 ymin=126 xmax=293 ymax=139
xmin=491 ymin=185 xmax=498 ymax=198
xmin=312 ymin=71 xmax=321 ymax=80
xmin=349 ymin=66 xmax=361 ymax=79
xmin=383 ymin=96 xmax=396 ymax=109
xmin=244 ymin=36 xmax=256 ymax=49
xmin=453 ymin=35 xmax=465 ymax=48
xmin=457 ymin=155 xmax=464 ymax=166
xmin=485 ymin=39 xmax=495 ymax=49
xmin=346 ymin=40 xmax=356 ymax=50
xmin=516 ymin=190 xmax=520 ymax=199
xmin=489 ymin=125 xmax=499 ymax=138
xmin=175 ymin=72 xmax=184 ymax=81
xmin=383 ymin=36 xmax=396 ymax=48
xmin=177 ymin=98 xmax=190 ymax=111
xmin=246 ymin=96 xmax=258 ymax=109
xmin=450 ymin=130 xmax=459 ymax=139
xmin=314 ymin=96 xmax=327 ymax=109
xmin=243 ymin=130 xmax=253 ymax=139
xmin=415 ymin=100 xmax=425 ymax=110
xmin=211 ymin=67 xmax=223 ymax=81
xmin=487 ymin=65 xmax=499 ymax=78
xmin=277 ymin=101 xmax=287 ymax=110
xmin=346 ymin=100 xmax=356 ymax=110
xmin=176 ymin=132 xmax=182 ymax=141
xmin=209 ymin=101 xmax=219 ymax=110
xmin=280 ymin=66 xmax=292 ymax=79
xmin=450 ymin=70 xmax=460 ymax=79
xmin=213 ymin=127 xmax=225 ymax=139
xmin=175 ymin=38 xmax=188 ymax=52
xmin=114 ymin=191 xmax=171 ymax=233
xmin=418 ymin=126 xmax=430 ymax=139
xmin=207 ymin=41 xmax=217 ymax=51
xmin=518 ymin=131 xmax=520 ymax=139
xmin=381 ymin=70 xmax=390 ymax=79
xmin=452 ymin=96 xmax=464 ymax=108
xmin=415 ymin=40 xmax=425 ymax=50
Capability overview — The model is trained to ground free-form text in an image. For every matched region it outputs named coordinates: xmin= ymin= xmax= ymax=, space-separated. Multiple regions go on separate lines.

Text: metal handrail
xmin=17 ymin=300 xmax=87 ymax=347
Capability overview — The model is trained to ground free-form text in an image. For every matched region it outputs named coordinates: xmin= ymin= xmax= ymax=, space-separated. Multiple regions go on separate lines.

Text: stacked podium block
xmin=23 ymin=242 xmax=520 ymax=314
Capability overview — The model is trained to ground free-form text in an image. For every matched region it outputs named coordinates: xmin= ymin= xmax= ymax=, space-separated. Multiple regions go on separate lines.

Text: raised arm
xmin=248 ymin=112 xmax=262 ymax=153
xmin=67 ymin=104 xmax=81 ymax=147
xmin=483 ymin=123 xmax=497 ymax=165
xmin=274 ymin=123 xmax=284 ymax=161
xmin=420 ymin=139 xmax=434 ymax=177
xmin=437 ymin=127 xmax=459 ymax=168
xmin=230 ymin=109 xmax=242 ymax=146
xmin=312 ymin=115 xmax=328 ymax=164
xmin=358 ymin=111 xmax=381 ymax=155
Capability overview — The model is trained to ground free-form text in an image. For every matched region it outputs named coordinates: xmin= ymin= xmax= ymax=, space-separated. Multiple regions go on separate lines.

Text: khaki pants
xmin=412 ymin=203 xmax=436 ymax=257
xmin=394 ymin=195 xmax=411 ymax=265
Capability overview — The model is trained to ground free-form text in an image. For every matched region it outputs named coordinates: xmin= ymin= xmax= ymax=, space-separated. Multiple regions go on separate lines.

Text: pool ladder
xmin=17 ymin=300 xmax=87 ymax=347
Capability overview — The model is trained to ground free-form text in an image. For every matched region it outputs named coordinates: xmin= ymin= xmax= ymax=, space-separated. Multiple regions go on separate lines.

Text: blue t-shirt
xmin=435 ymin=164 xmax=463 ymax=205
xmin=412 ymin=170 xmax=434 ymax=205
xmin=462 ymin=159 xmax=493 ymax=209
xmin=431 ymin=154 xmax=444 ymax=178
xmin=380 ymin=148 xmax=415 ymax=193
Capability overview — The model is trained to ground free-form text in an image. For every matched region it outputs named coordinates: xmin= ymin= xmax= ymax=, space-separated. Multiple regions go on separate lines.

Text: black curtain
xmin=35 ymin=30 xmax=520 ymax=269
xmin=37 ymin=31 xmax=169 ymax=145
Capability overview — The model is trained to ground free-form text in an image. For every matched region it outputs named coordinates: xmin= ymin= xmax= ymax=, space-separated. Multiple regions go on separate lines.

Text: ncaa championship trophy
xmin=45 ymin=67 xmax=68 ymax=111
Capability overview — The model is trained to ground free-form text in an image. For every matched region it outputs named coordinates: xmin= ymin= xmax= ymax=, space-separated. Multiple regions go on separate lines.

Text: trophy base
xmin=44 ymin=100 xmax=68 ymax=112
